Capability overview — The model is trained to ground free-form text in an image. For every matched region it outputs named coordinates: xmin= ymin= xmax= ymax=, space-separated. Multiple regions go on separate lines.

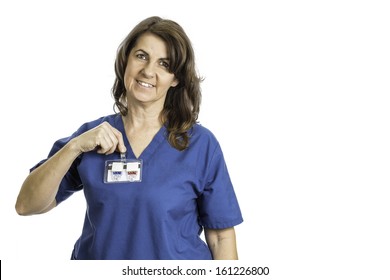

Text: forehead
xmin=133 ymin=33 xmax=168 ymax=57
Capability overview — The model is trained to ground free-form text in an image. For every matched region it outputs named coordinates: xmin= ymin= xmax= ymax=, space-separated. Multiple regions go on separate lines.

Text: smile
xmin=137 ymin=80 xmax=155 ymax=88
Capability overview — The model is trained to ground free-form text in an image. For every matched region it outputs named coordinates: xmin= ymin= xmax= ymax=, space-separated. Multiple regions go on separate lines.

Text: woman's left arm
xmin=204 ymin=227 xmax=238 ymax=260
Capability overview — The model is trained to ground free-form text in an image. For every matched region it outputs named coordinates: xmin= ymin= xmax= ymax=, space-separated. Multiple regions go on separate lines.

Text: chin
xmin=133 ymin=94 xmax=155 ymax=104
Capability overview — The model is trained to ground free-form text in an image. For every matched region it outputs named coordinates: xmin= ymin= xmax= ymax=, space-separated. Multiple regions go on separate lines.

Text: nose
xmin=141 ymin=62 xmax=155 ymax=78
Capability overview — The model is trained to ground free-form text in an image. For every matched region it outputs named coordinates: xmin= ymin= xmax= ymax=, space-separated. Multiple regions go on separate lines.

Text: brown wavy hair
xmin=112 ymin=16 xmax=202 ymax=151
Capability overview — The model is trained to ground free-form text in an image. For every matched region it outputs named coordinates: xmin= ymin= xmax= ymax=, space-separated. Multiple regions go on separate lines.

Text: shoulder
xmin=189 ymin=123 xmax=220 ymax=149
xmin=74 ymin=114 xmax=119 ymax=134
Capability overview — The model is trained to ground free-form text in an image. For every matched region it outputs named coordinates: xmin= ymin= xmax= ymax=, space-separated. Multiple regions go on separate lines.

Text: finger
xmin=111 ymin=127 xmax=127 ymax=153
xmin=101 ymin=122 xmax=126 ymax=154
xmin=100 ymin=123 xmax=126 ymax=154
xmin=105 ymin=133 xmax=118 ymax=155
xmin=96 ymin=134 xmax=113 ymax=154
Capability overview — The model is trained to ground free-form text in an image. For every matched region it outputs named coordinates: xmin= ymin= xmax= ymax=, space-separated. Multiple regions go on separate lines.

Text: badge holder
xmin=104 ymin=153 xmax=142 ymax=183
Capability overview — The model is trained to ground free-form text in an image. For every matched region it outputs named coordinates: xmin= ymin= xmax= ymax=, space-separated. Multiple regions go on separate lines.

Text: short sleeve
xmin=30 ymin=125 xmax=88 ymax=205
xmin=197 ymin=144 xmax=243 ymax=229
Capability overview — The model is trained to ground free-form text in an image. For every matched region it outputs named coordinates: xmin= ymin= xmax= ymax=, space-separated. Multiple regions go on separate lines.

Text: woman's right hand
xmin=72 ymin=121 xmax=127 ymax=155
xmin=15 ymin=121 xmax=127 ymax=216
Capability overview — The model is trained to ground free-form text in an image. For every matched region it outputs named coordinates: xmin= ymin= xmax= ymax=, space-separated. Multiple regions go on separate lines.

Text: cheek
xmin=160 ymin=74 xmax=177 ymax=88
xmin=124 ymin=68 xmax=135 ymax=89
xmin=124 ymin=59 xmax=138 ymax=78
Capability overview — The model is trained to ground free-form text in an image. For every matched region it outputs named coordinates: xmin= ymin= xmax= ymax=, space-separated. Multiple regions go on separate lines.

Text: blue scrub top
xmin=35 ymin=114 xmax=243 ymax=260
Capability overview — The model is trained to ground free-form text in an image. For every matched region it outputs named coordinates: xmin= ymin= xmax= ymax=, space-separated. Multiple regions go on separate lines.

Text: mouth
xmin=136 ymin=80 xmax=155 ymax=88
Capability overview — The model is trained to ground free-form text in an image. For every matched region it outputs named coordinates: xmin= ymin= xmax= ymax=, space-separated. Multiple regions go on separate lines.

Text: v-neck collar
xmin=114 ymin=114 xmax=166 ymax=162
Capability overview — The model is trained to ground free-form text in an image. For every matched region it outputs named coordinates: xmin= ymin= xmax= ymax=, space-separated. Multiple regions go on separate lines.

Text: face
xmin=124 ymin=33 xmax=178 ymax=107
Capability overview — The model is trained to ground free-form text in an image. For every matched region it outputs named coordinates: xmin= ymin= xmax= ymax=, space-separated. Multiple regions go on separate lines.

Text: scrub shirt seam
xmin=202 ymin=142 xmax=220 ymax=190
xmin=201 ymin=216 xmax=244 ymax=229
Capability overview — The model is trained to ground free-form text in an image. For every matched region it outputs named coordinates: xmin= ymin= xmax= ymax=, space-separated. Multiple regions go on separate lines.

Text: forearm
xmin=210 ymin=238 xmax=238 ymax=260
xmin=205 ymin=227 xmax=238 ymax=260
xmin=15 ymin=139 xmax=81 ymax=215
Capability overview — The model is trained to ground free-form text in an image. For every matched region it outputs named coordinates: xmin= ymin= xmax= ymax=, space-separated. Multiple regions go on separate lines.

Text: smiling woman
xmin=112 ymin=16 xmax=201 ymax=152
xmin=15 ymin=16 xmax=243 ymax=260
xmin=124 ymin=33 xmax=179 ymax=107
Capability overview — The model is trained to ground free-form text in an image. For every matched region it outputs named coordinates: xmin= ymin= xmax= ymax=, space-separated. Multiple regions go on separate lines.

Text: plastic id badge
xmin=104 ymin=159 xmax=142 ymax=183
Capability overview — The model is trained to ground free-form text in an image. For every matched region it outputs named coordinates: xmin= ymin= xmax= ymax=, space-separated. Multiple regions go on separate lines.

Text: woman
xmin=15 ymin=16 xmax=243 ymax=260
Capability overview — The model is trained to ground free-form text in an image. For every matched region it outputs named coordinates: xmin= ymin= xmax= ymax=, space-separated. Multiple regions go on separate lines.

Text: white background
xmin=1 ymin=0 xmax=389 ymax=279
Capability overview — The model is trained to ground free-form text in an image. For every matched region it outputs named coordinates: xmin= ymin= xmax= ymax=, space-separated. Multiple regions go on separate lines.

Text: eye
xmin=136 ymin=53 xmax=147 ymax=60
xmin=159 ymin=60 xmax=170 ymax=69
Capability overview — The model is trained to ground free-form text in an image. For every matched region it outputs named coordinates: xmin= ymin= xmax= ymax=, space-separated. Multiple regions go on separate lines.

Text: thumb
xmin=117 ymin=143 xmax=127 ymax=154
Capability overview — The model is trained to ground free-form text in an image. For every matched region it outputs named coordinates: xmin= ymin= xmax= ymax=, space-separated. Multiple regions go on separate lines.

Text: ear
xmin=171 ymin=78 xmax=179 ymax=88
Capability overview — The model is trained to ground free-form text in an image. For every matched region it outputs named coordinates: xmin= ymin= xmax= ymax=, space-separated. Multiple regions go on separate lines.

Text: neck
xmin=123 ymin=102 xmax=163 ymax=131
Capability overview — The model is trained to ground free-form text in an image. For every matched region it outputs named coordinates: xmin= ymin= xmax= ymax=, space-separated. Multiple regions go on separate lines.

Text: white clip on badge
xmin=104 ymin=154 xmax=142 ymax=183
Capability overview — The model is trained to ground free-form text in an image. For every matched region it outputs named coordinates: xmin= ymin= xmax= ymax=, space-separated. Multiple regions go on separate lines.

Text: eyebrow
xmin=135 ymin=49 xmax=170 ymax=61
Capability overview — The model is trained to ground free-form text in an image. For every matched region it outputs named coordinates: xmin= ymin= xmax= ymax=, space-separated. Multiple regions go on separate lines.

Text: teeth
xmin=138 ymin=80 xmax=153 ymax=88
